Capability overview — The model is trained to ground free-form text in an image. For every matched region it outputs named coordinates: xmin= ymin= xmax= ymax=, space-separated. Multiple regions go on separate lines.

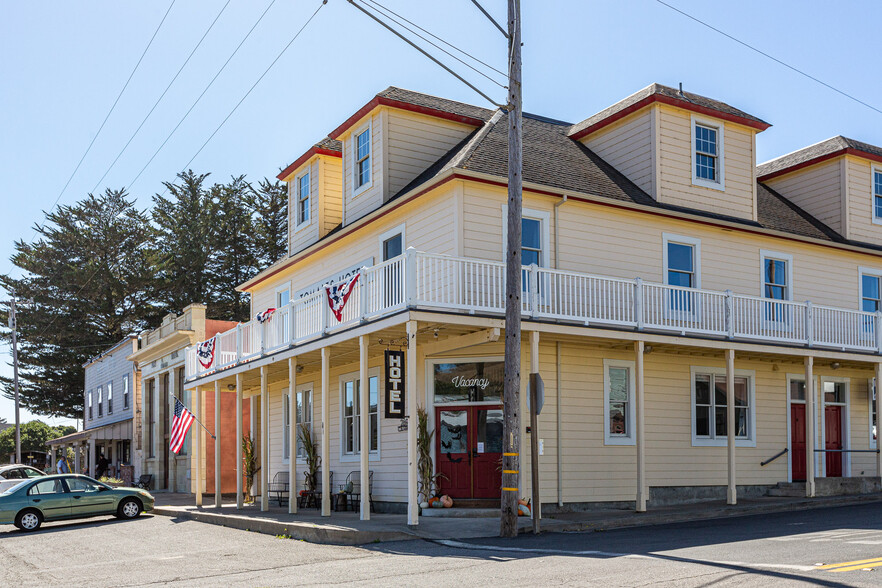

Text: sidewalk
xmin=151 ymin=492 xmax=882 ymax=545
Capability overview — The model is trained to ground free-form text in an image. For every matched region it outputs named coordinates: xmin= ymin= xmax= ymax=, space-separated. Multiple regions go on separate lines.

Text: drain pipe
xmin=554 ymin=195 xmax=567 ymax=507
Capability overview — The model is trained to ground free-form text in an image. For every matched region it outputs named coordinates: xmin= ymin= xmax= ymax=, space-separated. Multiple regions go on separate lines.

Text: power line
xmin=88 ymin=0 xmax=234 ymax=195
xmin=39 ymin=1 xmax=178 ymax=230
xmin=470 ymin=0 xmax=508 ymax=38
xmin=655 ymin=0 xmax=882 ymax=117
xmin=363 ymin=0 xmax=507 ymax=79
xmin=127 ymin=0 xmax=280 ymax=191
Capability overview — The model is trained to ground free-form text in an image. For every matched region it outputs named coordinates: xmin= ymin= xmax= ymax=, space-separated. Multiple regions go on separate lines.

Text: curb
xmin=152 ymin=507 xmax=416 ymax=545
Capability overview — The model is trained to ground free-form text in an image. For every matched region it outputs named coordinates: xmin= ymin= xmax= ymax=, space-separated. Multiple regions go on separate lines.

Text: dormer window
xmin=297 ymin=172 xmax=310 ymax=226
xmin=873 ymin=168 xmax=882 ymax=222
xmin=691 ymin=116 xmax=725 ymax=191
xmin=355 ymin=127 xmax=371 ymax=190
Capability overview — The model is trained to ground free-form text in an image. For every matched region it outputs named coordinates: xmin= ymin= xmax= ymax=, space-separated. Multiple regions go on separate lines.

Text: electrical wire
xmin=127 ymin=0 xmax=280 ymax=190
xmin=88 ymin=0 xmax=234 ymax=195
xmin=656 ymin=0 xmax=882 ymax=117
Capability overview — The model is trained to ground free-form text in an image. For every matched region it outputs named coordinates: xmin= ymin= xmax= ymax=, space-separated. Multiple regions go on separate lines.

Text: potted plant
xmin=417 ymin=406 xmax=445 ymax=510
xmin=298 ymin=423 xmax=320 ymax=496
xmin=242 ymin=435 xmax=258 ymax=504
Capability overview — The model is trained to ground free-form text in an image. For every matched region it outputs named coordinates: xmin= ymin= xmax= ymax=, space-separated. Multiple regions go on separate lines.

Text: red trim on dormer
xmin=277 ymin=147 xmax=342 ymax=181
xmin=329 ymin=96 xmax=485 ymax=140
xmin=569 ymin=94 xmax=770 ymax=141
xmin=758 ymin=148 xmax=882 ymax=182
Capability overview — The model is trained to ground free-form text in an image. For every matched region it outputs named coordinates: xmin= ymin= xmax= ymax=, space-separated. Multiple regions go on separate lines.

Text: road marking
xmin=817 ymin=556 xmax=882 ymax=572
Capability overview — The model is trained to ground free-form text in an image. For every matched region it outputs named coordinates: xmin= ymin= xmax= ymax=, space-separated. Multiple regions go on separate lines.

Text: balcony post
xmin=259 ymin=319 xmax=266 ymax=355
xmin=634 ymin=278 xmax=644 ymax=331
xmin=725 ymin=290 xmax=734 ymax=340
xmin=405 ymin=247 xmax=417 ymax=308
xmin=530 ymin=264 xmax=540 ymax=317
xmin=236 ymin=323 xmax=242 ymax=362
xmin=876 ymin=312 xmax=882 ymax=354
xmin=288 ymin=302 xmax=296 ymax=345
xmin=321 ymin=290 xmax=330 ymax=335
xmin=360 ymin=267 xmax=369 ymax=322
xmin=805 ymin=301 xmax=814 ymax=348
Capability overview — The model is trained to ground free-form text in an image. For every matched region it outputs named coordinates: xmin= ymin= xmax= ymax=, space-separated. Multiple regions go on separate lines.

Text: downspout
xmin=553 ymin=195 xmax=567 ymax=507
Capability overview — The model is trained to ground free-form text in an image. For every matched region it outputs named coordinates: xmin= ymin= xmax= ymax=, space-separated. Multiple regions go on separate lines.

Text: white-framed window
xmin=379 ymin=224 xmax=405 ymax=262
xmin=663 ymin=233 xmax=701 ymax=314
xmin=501 ymin=206 xmax=551 ymax=267
xmin=107 ymin=382 xmax=113 ymax=415
xmin=341 ymin=370 xmax=380 ymax=459
xmin=88 ymin=391 xmax=93 ymax=419
xmin=690 ymin=367 xmax=756 ymax=447
xmin=860 ymin=268 xmax=882 ymax=313
xmin=97 ymin=387 xmax=103 ymax=417
xmin=691 ymin=115 xmax=725 ymax=191
xmin=872 ymin=167 xmax=882 ymax=224
xmin=276 ymin=284 xmax=291 ymax=308
xmin=760 ymin=251 xmax=793 ymax=301
xmin=870 ymin=378 xmax=878 ymax=450
xmin=603 ymin=359 xmax=636 ymax=445
xmin=354 ymin=125 xmax=371 ymax=192
xmin=283 ymin=390 xmax=292 ymax=462
xmin=122 ymin=375 xmax=129 ymax=410
xmin=295 ymin=384 xmax=313 ymax=460
xmin=296 ymin=171 xmax=310 ymax=227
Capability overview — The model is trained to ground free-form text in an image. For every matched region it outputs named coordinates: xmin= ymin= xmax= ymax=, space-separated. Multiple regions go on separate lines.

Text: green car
xmin=0 ymin=474 xmax=154 ymax=532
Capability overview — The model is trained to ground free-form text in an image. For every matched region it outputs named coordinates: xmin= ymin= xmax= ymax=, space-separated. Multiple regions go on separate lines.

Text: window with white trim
xmin=122 ymin=375 xmax=130 ymax=409
xmin=342 ymin=374 xmax=378 ymax=456
xmin=692 ymin=370 xmax=753 ymax=445
xmin=694 ymin=123 xmax=719 ymax=182
xmin=603 ymin=360 xmax=635 ymax=445
xmin=97 ymin=387 xmax=103 ymax=417
xmin=871 ymin=379 xmax=878 ymax=450
xmin=296 ymin=386 xmax=313 ymax=460
xmin=88 ymin=391 xmax=93 ymax=419
xmin=761 ymin=251 xmax=793 ymax=323
xmin=107 ymin=382 xmax=113 ymax=415
xmin=277 ymin=288 xmax=290 ymax=308
xmin=664 ymin=234 xmax=700 ymax=313
xmin=873 ymin=168 xmax=882 ymax=221
xmin=297 ymin=172 xmax=310 ymax=226
xmin=862 ymin=273 xmax=882 ymax=313
xmin=283 ymin=392 xmax=292 ymax=461
xmin=355 ymin=128 xmax=371 ymax=189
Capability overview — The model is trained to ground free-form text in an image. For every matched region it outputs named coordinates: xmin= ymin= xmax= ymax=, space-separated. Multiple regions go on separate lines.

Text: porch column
xmin=876 ymin=363 xmax=882 ymax=477
xmin=260 ymin=366 xmax=269 ymax=512
xmin=74 ymin=443 xmax=81 ymax=474
xmin=530 ymin=330 xmax=540 ymax=523
xmin=163 ymin=369 xmax=180 ymax=492
xmin=215 ymin=380 xmax=222 ymax=508
xmin=50 ymin=447 xmax=56 ymax=473
xmin=289 ymin=357 xmax=298 ymax=514
xmin=168 ymin=369 xmax=177 ymax=493
xmin=726 ymin=349 xmax=736 ymax=505
xmin=635 ymin=341 xmax=646 ymax=512
xmin=88 ymin=438 xmax=96 ymax=478
xmin=359 ymin=336 xmax=370 ymax=520
xmin=153 ymin=377 xmax=163 ymax=486
xmin=406 ymin=321 xmax=418 ymax=526
xmin=805 ymin=356 xmax=816 ymax=497
xmin=321 ymin=347 xmax=331 ymax=517
xmin=236 ymin=373 xmax=243 ymax=510
xmin=192 ymin=387 xmax=203 ymax=506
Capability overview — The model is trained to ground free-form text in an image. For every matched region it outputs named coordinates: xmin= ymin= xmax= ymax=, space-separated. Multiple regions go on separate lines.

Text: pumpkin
xmin=440 ymin=495 xmax=453 ymax=508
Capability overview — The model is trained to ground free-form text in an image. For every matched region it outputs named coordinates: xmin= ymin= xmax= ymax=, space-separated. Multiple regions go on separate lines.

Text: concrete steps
xmin=766 ymin=477 xmax=882 ymax=497
xmin=766 ymin=482 xmax=806 ymax=497
xmin=420 ymin=507 xmax=500 ymax=518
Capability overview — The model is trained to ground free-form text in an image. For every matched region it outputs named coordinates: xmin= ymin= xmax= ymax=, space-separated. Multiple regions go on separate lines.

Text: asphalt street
xmin=1 ymin=503 xmax=881 ymax=587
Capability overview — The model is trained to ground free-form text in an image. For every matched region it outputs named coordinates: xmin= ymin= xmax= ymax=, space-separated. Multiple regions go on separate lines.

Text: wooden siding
xmin=845 ymin=156 xmax=880 ymax=245
xmin=321 ymin=154 xmax=343 ymax=236
xmin=583 ymin=110 xmax=654 ymax=197
xmin=657 ymin=105 xmax=757 ymax=221
xmin=84 ymin=339 xmax=138 ymax=430
xmin=765 ymin=158 xmax=843 ymax=234
xmin=289 ymin=159 xmax=320 ymax=255
xmin=343 ymin=111 xmax=384 ymax=226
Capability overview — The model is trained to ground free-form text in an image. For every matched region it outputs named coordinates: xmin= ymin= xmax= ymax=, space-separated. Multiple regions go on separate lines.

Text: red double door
xmin=435 ymin=406 xmax=503 ymax=499
xmin=790 ymin=403 xmax=842 ymax=481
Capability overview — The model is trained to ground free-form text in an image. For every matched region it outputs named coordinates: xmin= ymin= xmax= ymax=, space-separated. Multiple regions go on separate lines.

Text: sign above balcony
xmin=293 ymin=258 xmax=373 ymax=300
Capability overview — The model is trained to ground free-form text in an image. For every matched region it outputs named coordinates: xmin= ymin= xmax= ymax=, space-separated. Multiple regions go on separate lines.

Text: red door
xmin=436 ymin=406 xmax=503 ymax=499
xmin=790 ymin=403 xmax=806 ymax=482
xmin=825 ymin=405 xmax=843 ymax=477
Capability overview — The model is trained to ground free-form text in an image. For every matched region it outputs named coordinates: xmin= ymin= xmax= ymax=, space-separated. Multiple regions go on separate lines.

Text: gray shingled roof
xmin=757 ymin=136 xmax=882 ymax=177
xmin=378 ymin=87 xmax=494 ymax=122
xmin=568 ymin=83 xmax=768 ymax=138
xmin=756 ymin=183 xmax=839 ymax=242
xmin=315 ymin=137 xmax=342 ymax=152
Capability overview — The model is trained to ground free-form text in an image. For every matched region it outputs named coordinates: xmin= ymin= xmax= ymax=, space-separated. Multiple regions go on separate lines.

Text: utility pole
xmin=9 ymin=296 xmax=21 ymax=464
xmin=501 ymin=0 xmax=522 ymax=538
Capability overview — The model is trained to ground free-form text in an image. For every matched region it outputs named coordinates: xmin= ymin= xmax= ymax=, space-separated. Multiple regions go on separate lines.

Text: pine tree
xmin=0 ymin=189 xmax=155 ymax=418
xmin=210 ymin=176 xmax=257 ymax=322
xmin=250 ymin=178 xmax=288 ymax=270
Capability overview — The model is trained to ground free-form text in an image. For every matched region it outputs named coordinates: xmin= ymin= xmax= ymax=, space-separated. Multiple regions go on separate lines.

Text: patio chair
xmin=136 ymin=474 xmax=153 ymax=490
xmin=343 ymin=470 xmax=373 ymax=513
xmin=299 ymin=470 xmax=332 ymax=509
xmin=268 ymin=471 xmax=289 ymax=507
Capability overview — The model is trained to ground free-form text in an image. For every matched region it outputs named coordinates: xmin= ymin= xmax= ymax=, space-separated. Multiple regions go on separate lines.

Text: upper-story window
xmin=355 ymin=128 xmax=371 ymax=190
xmin=97 ymin=387 xmax=103 ymax=417
xmin=691 ymin=117 xmax=725 ymax=191
xmin=761 ymin=251 xmax=792 ymax=322
xmin=297 ymin=172 xmax=310 ymax=226
xmin=107 ymin=382 xmax=113 ymax=415
xmin=522 ymin=218 xmax=542 ymax=267
xmin=277 ymin=287 xmax=290 ymax=308
xmin=873 ymin=168 xmax=882 ymax=222
xmin=664 ymin=235 xmax=699 ymax=289
xmin=122 ymin=375 xmax=129 ymax=410
xmin=88 ymin=391 xmax=93 ymax=419
xmin=862 ymin=272 xmax=881 ymax=312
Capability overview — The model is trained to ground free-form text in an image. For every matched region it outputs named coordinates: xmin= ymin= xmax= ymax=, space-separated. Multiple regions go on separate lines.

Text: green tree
xmin=0 ymin=421 xmax=76 ymax=457
xmin=250 ymin=178 xmax=288 ymax=270
xmin=210 ymin=176 xmax=257 ymax=322
xmin=0 ymin=189 xmax=156 ymax=418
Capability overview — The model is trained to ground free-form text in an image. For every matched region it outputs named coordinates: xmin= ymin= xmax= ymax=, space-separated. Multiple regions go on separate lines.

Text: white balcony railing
xmin=185 ymin=249 xmax=882 ymax=380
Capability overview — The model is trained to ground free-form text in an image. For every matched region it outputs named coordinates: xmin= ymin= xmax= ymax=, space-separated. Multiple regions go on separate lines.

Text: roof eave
xmin=329 ymin=96 xmax=485 ymax=141
xmin=758 ymin=147 xmax=882 ymax=182
xmin=277 ymin=147 xmax=342 ymax=182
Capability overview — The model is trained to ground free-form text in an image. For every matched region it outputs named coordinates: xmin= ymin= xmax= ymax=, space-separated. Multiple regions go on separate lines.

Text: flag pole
xmin=172 ymin=393 xmax=216 ymax=440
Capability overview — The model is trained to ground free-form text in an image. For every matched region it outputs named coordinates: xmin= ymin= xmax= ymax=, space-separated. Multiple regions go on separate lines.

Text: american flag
xmin=255 ymin=307 xmax=276 ymax=323
xmin=325 ymin=273 xmax=360 ymax=321
xmin=196 ymin=336 xmax=216 ymax=369
xmin=169 ymin=399 xmax=195 ymax=454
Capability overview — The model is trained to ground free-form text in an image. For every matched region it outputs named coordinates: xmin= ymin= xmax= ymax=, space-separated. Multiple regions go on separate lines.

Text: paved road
xmin=2 ymin=503 xmax=881 ymax=586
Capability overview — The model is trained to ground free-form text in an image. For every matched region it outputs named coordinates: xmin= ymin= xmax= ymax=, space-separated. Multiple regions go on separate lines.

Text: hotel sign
xmin=292 ymin=258 xmax=373 ymax=300
xmin=385 ymin=350 xmax=405 ymax=418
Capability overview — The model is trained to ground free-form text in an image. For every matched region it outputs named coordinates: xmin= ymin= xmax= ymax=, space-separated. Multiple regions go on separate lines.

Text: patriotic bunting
xmin=255 ymin=307 xmax=276 ymax=323
xmin=196 ymin=336 xmax=216 ymax=369
xmin=325 ymin=273 xmax=360 ymax=321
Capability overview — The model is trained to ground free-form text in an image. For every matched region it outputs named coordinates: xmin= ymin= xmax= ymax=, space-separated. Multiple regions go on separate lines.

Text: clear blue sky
xmin=2 ymin=0 xmax=881 ymax=428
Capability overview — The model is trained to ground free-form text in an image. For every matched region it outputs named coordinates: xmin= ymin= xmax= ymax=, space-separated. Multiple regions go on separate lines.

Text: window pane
xmin=383 ymin=234 xmax=402 ymax=260
xmin=695 ymin=375 xmax=711 ymax=404
xmin=715 ymin=407 xmax=727 ymax=436
xmin=667 ymin=243 xmax=693 ymax=272
xmin=714 ymin=379 xmax=727 ymax=406
xmin=790 ymin=380 xmax=805 ymax=401
xmin=736 ymin=408 xmax=748 ymax=437
xmin=522 ymin=218 xmax=541 ymax=250
xmin=522 ymin=249 xmax=540 ymax=267
xmin=30 ymin=480 xmax=64 ymax=495
xmin=357 ymin=129 xmax=370 ymax=159
xmin=765 ymin=259 xmax=787 ymax=286
xmin=609 ymin=402 xmax=627 ymax=436
xmin=824 ymin=381 xmax=844 ymax=404
xmin=477 ymin=409 xmax=503 ymax=453
xmin=734 ymin=379 xmax=748 ymax=407
xmin=668 ymin=270 xmax=693 ymax=288
xmin=345 ymin=382 xmax=354 ymax=417
xmin=369 ymin=376 xmax=378 ymax=414
xmin=695 ymin=406 xmax=710 ymax=436
xmin=439 ymin=410 xmax=467 ymax=454
xmin=608 ymin=367 xmax=629 ymax=402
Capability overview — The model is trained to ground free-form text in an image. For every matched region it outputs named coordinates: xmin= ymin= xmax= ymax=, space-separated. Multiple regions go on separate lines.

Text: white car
xmin=0 ymin=465 xmax=47 ymax=494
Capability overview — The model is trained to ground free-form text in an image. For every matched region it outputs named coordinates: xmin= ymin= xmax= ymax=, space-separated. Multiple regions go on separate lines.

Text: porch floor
xmin=151 ymin=492 xmax=882 ymax=545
